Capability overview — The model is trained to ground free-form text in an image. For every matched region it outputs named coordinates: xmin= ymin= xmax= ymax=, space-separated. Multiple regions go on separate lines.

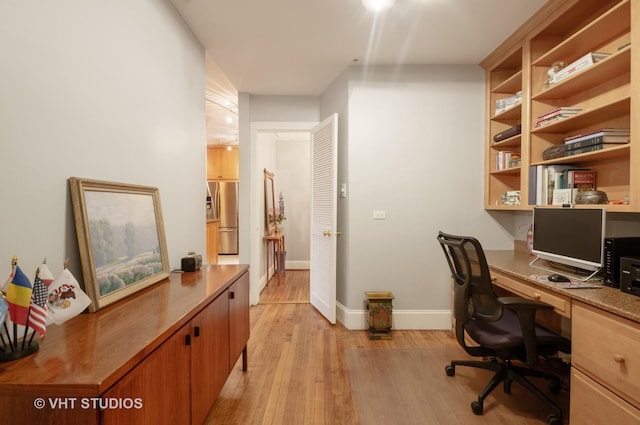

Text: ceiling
xmin=171 ymin=0 xmax=548 ymax=144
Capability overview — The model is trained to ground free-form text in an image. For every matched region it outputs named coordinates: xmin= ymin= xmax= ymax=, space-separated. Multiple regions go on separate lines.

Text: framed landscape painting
xmin=69 ymin=177 xmax=170 ymax=312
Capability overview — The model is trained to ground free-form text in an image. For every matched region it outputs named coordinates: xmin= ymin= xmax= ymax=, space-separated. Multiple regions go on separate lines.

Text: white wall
xmin=338 ymin=65 xmax=514 ymax=329
xmin=276 ymin=137 xmax=311 ymax=268
xmin=0 ymin=1 xmax=205 ymax=282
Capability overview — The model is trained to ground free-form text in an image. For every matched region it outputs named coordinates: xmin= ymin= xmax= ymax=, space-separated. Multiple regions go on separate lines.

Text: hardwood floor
xmin=204 ymin=271 xmax=565 ymax=424
xmin=259 ymin=270 xmax=310 ymax=304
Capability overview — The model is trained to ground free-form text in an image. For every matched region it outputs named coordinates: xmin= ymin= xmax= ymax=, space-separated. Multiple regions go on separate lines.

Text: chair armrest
xmin=498 ymin=297 xmax=553 ymax=364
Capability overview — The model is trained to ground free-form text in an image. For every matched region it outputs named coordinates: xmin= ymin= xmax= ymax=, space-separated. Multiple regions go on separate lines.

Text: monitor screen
xmin=532 ymin=207 xmax=606 ymax=271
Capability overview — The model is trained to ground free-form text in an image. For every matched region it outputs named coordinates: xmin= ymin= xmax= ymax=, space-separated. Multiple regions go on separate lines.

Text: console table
xmin=263 ymin=232 xmax=285 ymax=285
xmin=0 ymin=264 xmax=250 ymax=424
xmin=485 ymin=250 xmax=640 ymax=424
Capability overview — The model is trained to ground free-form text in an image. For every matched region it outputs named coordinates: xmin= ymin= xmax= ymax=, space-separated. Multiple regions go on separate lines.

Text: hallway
xmin=259 ymin=269 xmax=310 ymax=304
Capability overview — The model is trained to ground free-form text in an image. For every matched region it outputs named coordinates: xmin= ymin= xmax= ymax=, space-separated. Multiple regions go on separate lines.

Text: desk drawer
xmin=572 ymin=302 xmax=640 ymax=409
xmin=570 ymin=368 xmax=640 ymax=424
xmin=491 ymin=271 xmax=571 ymax=318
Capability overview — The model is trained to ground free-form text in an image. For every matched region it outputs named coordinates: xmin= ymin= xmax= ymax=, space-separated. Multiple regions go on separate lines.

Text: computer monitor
xmin=531 ymin=207 xmax=606 ymax=278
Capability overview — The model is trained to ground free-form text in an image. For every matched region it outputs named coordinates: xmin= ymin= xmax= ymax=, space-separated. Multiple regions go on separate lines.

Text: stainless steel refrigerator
xmin=207 ymin=181 xmax=239 ymax=255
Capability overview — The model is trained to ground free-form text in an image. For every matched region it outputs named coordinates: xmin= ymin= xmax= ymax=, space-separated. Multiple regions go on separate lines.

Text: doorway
xmin=245 ymin=122 xmax=315 ymax=306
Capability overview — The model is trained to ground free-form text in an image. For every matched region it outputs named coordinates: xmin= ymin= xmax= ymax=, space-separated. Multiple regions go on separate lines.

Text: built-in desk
xmin=485 ymin=250 xmax=640 ymax=424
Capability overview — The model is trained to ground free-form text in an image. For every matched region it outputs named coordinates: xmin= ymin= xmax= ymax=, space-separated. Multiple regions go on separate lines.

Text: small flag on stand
xmin=27 ymin=269 xmax=48 ymax=339
xmin=40 ymin=259 xmax=55 ymax=287
xmin=5 ymin=266 xmax=33 ymax=326
xmin=0 ymin=296 xmax=7 ymax=326
xmin=1 ymin=256 xmax=17 ymax=293
xmin=47 ymin=267 xmax=91 ymax=325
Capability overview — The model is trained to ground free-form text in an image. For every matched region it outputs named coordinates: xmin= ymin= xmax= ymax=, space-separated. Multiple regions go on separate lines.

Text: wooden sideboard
xmin=485 ymin=250 xmax=640 ymax=424
xmin=0 ymin=264 xmax=250 ymax=424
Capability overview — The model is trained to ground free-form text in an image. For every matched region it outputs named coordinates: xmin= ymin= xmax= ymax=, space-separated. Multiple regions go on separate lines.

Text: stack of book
xmin=563 ymin=128 xmax=630 ymax=155
xmin=551 ymin=52 xmax=610 ymax=84
xmin=495 ymin=91 xmax=522 ymax=115
xmin=528 ymin=165 xmax=596 ymax=205
xmin=496 ymin=151 xmax=520 ymax=171
xmin=541 ymin=128 xmax=630 ymax=160
xmin=535 ymin=107 xmax=582 ymax=127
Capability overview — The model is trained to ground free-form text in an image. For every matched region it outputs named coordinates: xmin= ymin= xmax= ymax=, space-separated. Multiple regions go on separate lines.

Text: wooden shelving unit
xmin=482 ymin=0 xmax=636 ymax=212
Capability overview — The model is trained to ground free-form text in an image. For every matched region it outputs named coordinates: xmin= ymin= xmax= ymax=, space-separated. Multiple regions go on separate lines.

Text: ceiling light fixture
xmin=361 ymin=0 xmax=395 ymax=13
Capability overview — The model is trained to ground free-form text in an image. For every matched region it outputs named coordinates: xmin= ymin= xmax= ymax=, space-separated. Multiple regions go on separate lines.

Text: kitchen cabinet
xmin=207 ymin=147 xmax=239 ymax=180
xmin=206 ymin=220 xmax=219 ymax=264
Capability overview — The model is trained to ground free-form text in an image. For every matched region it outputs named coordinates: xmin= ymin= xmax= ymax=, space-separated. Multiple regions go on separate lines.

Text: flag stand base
xmin=0 ymin=341 xmax=39 ymax=362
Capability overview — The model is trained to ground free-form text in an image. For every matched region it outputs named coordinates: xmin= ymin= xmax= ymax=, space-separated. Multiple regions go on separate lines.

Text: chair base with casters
xmin=445 ymin=357 xmax=563 ymax=425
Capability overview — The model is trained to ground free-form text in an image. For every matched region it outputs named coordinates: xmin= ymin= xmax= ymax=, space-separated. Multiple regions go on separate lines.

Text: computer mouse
xmin=548 ymin=273 xmax=571 ymax=282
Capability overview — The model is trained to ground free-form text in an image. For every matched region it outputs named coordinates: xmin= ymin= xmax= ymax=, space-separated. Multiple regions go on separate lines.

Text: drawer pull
xmin=532 ymin=292 xmax=541 ymax=300
xmin=613 ymin=354 xmax=625 ymax=363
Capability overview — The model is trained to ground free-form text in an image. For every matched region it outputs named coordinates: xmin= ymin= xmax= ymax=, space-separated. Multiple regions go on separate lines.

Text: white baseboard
xmin=337 ymin=301 xmax=451 ymax=331
xmin=285 ymin=260 xmax=309 ymax=270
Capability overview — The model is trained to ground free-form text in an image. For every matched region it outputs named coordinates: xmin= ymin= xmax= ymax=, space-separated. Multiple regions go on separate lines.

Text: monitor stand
xmin=529 ymin=256 xmax=602 ymax=282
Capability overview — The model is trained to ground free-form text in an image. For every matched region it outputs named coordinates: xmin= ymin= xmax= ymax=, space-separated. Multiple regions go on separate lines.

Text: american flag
xmin=27 ymin=273 xmax=48 ymax=339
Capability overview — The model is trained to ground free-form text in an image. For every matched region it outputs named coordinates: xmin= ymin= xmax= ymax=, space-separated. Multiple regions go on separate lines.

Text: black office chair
xmin=436 ymin=231 xmax=570 ymax=425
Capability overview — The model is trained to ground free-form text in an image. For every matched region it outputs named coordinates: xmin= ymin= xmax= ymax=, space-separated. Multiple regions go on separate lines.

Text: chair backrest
xmin=436 ymin=231 xmax=502 ymax=351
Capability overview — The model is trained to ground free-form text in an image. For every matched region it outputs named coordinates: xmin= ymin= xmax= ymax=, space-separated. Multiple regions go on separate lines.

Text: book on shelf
xmin=535 ymin=107 xmax=582 ymax=128
xmin=542 ymin=144 xmax=566 ymax=160
xmin=545 ymin=169 xmax=596 ymax=205
xmin=542 ymin=140 xmax=623 ymax=160
xmin=564 ymin=129 xmax=630 ymax=145
xmin=564 ymin=169 xmax=596 ymax=203
xmin=551 ymin=52 xmax=610 ymax=84
xmin=529 ymin=164 xmax=563 ymax=205
xmin=547 ymin=165 xmax=573 ymax=205
xmin=528 ymin=166 xmax=538 ymax=205
xmin=493 ymin=124 xmax=521 ymax=143
xmin=552 ymin=188 xmax=572 ymax=205
xmin=537 ymin=107 xmax=583 ymax=121
xmin=495 ymin=91 xmax=522 ymax=115
xmin=496 ymin=151 xmax=520 ymax=171
xmin=565 ymin=142 xmax=620 ymax=156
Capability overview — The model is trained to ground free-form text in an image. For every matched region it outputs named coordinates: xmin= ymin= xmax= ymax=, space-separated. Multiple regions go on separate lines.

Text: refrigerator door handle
xmin=218 ymin=228 xmax=235 ymax=232
xmin=212 ymin=183 xmax=220 ymax=220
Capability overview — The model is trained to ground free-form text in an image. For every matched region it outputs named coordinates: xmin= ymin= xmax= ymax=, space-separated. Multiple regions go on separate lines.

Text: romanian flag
xmin=5 ymin=266 xmax=33 ymax=325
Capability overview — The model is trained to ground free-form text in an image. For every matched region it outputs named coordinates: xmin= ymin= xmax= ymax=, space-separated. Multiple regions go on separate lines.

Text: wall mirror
xmin=264 ymin=169 xmax=276 ymax=235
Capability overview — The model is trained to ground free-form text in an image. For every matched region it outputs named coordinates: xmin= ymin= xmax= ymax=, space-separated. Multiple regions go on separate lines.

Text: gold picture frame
xmin=264 ymin=169 xmax=276 ymax=235
xmin=69 ymin=177 xmax=170 ymax=312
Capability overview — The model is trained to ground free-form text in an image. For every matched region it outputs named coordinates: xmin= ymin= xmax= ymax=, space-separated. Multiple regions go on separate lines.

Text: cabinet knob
xmin=229 ymin=291 xmax=235 ymax=300
xmin=532 ymin=292 xmax=541 ymax=300
xmin=194 ymin=326 xmax=200 ymax=337
xmin=185 ymin=334 xmax=191 ymax=346
xmin=613 ymin=353 xmax=625 ymax=363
